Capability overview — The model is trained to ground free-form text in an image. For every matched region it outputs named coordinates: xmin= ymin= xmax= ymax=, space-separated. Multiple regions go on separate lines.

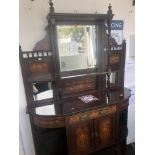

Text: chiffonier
xmin=20 ymin=1 xmax=131 ymax=155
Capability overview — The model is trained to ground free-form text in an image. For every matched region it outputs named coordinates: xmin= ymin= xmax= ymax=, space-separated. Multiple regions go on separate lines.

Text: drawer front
xmin=33 ymin=116 xmax=65 ymax=128
xmin=62 ymin=77 xmax=96 ymax=94
xmin=66 ymin=106 xmax=116 ymax=125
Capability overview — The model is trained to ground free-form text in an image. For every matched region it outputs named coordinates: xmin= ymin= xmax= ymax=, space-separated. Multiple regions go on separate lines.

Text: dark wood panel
xmin=66 ymin=106 xmax=116 ymax=125
xmin=62 ymin=77 xmax=97 ymax=94
xmin=29 ymin=62 xmax=50 ymax=74
xmin=94 ymin=115 xmax=116 ymax=148
xmin=66 ymin=120 xmax=93 ymax=155
xmin=119 ymin=109 xmax=128 ymax=140
xmin=33 ymin=116 xmax=65 ymax=128
xmin=109 ymin=53 xmax=120 ymax=65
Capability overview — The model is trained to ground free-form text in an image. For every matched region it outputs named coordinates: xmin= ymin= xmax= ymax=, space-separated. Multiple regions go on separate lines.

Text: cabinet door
xmin=119 ymin=109 xmax=128 ymax=140
xmin=66 ymin=120 xmax=93 ymax=155
xmin=94 ymin=115 xmax=116 ymax=149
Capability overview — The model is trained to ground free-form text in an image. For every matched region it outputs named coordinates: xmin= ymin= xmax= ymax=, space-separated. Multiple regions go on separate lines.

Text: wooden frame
xmin=19 ymin=1 xmax=129 ymax=155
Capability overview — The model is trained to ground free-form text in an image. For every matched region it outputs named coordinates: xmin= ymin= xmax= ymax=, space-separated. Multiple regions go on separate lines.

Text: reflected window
xmin=57 ymin=25 xmax=97 ymax=71
xmin=32 ymin=82 xmax=53 ymax=101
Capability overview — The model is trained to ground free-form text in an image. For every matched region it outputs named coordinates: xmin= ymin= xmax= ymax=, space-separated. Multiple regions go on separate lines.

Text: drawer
xmin=66 ymin=106 xmax=116 ymax=125
xmin=33 ymin=116 xmax=65 ymax=128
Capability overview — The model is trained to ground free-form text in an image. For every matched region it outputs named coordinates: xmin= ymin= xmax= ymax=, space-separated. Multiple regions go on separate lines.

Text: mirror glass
xmin=57 ymin=25 xmax=97 ymax=72
xmin=35 ymin=104 xmax=55 ymax=115
xmin=32 ymin=82 xmax=53 ymax=101
xmin=110 ymin=72 xmax=119 ymax=85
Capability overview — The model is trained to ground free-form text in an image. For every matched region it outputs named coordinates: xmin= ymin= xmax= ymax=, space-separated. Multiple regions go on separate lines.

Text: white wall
xmin=19 ymin=66 xmax=35 ymax=155
xmin=19 ymin=1 xmax=135 ymax=154
xmin=19 ymin=0 xmax=135 ymax=51
xmin=129 ymin=34 xmax=135 ymax=57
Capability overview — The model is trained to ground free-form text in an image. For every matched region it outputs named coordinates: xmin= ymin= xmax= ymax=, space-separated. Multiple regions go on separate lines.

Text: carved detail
xmin=49 ymin=0 xmax=55 ymax=13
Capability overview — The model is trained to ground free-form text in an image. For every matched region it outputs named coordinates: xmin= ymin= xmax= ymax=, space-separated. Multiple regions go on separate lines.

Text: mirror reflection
xmin=57 ymin=25 xmax=97 ymax=72
xmin=32 ymin=82 xmax=53 ymax=101
xmin=35 ymin=104 xmax=55 ymax=115
xmin=110 ymin=72 xmax=119 ymax=85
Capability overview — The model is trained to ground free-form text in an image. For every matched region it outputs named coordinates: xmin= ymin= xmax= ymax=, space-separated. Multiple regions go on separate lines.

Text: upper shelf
xmin=48 ymin=13 xmax=112 ymax=23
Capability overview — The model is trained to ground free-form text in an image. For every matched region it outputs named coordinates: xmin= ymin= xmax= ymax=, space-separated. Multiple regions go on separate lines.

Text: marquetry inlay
xmin=63 ymin=77 xmax=96 ymax=94
xmin=66 ymin=106 xmax=116 ymax=124
xmin=33 ymin=116 xmax=65 ymax=128
xmin=29 ymin=63 xmax=49 ymax=73
xmin=109 ymin=53 xmax=120 ymax=65
xmin=76 ymin=127 xmax=90 ymax=152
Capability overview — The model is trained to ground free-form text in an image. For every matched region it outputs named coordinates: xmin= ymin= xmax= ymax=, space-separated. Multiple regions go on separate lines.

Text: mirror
xmin=35 ymin=104 xmax=56 ymax=115
xmin=32 ymin=82 xmax=53 ymax=101
xmin=110 ymin=72 xmax=119 ymax=86
xmin=57 ymin=25 xmax=97 ymax=72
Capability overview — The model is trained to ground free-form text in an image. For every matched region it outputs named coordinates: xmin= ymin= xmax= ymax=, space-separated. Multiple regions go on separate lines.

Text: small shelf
xmin=61 ymin=72 xmax=107 ymax=80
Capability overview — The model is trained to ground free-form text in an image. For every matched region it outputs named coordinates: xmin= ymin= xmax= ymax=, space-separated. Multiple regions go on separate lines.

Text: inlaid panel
xmin=62 ymin=77 xmax=96 ymax=94
xmin=94 ymin=116 xmax=115 ymax=148
xmin=109 ymin=53 xmax=120 ymax=65
xmin=66 ymin=121 xmax=93 ymax=155
xmin=66 ymin=105 xmax=116 ymax=125
xmin=33 ymin=116 xmax=65 ymax=128
xmin=29 ymin=62 xmax=50 ymax=74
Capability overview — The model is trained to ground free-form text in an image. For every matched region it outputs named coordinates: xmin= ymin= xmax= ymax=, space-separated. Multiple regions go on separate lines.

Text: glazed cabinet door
xmin=94 ymin=115 xmax=116 ymax=149
xmin=66 ymin=120 xmax=94 ymax=155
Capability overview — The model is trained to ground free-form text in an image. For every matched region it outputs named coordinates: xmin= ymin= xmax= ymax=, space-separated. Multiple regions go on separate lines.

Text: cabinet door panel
xmin=66 ymin=120 xmax=93 ymax=155
xmin=119 ymin=109 xmax=128 ymax=140
xmin=94 ymin=115 xmax=116 ymax=148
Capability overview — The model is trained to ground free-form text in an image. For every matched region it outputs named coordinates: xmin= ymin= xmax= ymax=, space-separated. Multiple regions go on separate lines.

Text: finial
xmin=108 ymin=4 xmax=112 ymax=10
xmin=49 ymin=0 xmax=53 ymax=7
xmin=122 ymin=39 xmax=126 ymax=47
xmin=49 ymin=0 xmax=55 ymax=13
xmin=123 ymin=39 xmax=126 ymax=43
xmin=19 ymin=44 xmax=22 ymax=52
xmin=107 ymin=4 xmax=112 ymax=15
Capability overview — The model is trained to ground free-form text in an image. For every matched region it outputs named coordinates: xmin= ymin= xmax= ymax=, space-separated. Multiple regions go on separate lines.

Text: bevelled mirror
xmin=110 ymin=72 xmax=119 ymax=86
xmin=32 ymin=82 xmax=53 ymax=101
xmin=57 ymin=25 xmax=97 ymax=72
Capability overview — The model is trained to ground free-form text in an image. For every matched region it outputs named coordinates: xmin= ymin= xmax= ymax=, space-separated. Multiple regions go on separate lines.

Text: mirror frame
xmin=56 ymin=24 xmax=98 ymax=73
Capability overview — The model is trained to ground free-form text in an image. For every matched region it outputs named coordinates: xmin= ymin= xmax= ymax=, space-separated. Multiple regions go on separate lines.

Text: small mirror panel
xmin=110 ymin=72 xmax=119 ymax=86
xmin=32 ymin=82 xmax=53 ymax=101
xmin=57 ymin=25 xmax=97 ymax=72
xmin=35 ymin=104 xmax=56 ymax=115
